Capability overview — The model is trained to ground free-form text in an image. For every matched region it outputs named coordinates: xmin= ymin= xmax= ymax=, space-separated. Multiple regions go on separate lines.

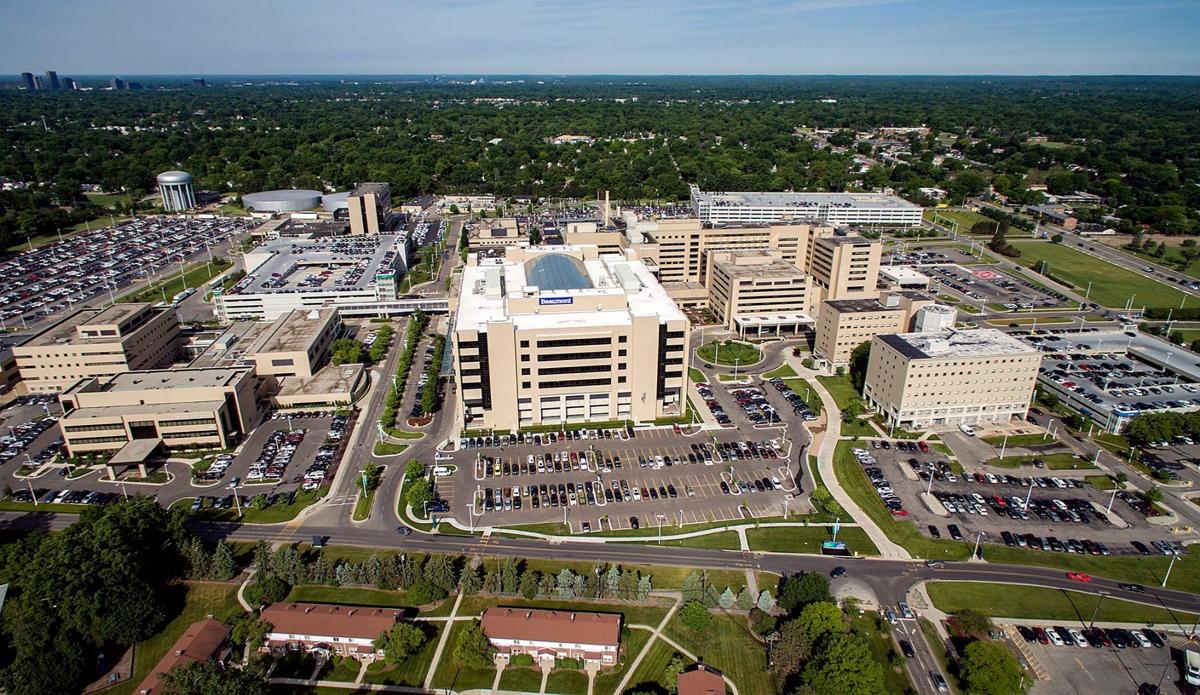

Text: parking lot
xmin=926 ymin=264 xmax=1068 ymax=310
xmin=0 ymin=216 xmax=254 ymax=327
xmin=448 ymin=426 xmax=801 ymax=532
xmin=883 ymin=246 xmax=980 ymax=267
xmin=405 ymin=218 xmax=445 ymax=249
xmin=1010 ymin=622 xmax=1197 ymax=694
xmin=858 ymin=438 xmax=1178 ymax=556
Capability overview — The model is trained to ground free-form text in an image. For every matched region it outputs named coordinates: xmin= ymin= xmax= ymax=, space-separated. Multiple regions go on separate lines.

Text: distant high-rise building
xmin=45 ymin=71 xmax=59 ymax=90
xmin=63 ymin=78 xmax=78 ymax=90
xmin=20 ymin=73 xmax=35 ymax=90
xmin=128 ymin=82 xmax=143 ymax=90
xmin=32 ymin=75 xmax=45 ymax=90
xmin=109 ymin=77 xmax=126 ymax=90
xmin=192 ymin=78 xmax=206 ymax=88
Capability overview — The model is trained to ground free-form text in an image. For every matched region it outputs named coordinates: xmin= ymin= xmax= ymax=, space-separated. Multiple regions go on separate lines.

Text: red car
xmin=1067 ymin=572 xmax=1092 ymax=583
xmin=918 ymin=441 xmax=930 ymax=453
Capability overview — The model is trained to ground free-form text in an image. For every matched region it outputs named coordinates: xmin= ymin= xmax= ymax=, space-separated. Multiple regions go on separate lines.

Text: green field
xmin=429 ymin=622 xmax=498 ymax=691
xmin=624 ymin=637 xmax=680 ymax=692
xmin=927 ymin=582 xmax=1199 ymax=625
xmin=286 ymin=584 xmax=414 ymax=609
xmin=689 ymin=367 xmax=706 ymax=383
xmin=592 ymin=629 xmax=651 ymax=695
xmin=119 ymin=259 xmax=233 ymax=304
xmin=986 ymin=452 xmax=1096 ymax=470
xmin=696 ymin=340 xmax=763 ymax=367
xmin=1009 ymin=239 xmax=1190 ymax=309
xmin=545 ymin=668 xmax=589 ymax=695
xmin=816 ymin=375 xmax=876 ymax=437
xmin=361 ymin=623 xmax=442 ymax=687
xmin=925 ymin=208 xmax=991 ymax=232
xmin=662 ymin=613 xmax=775 ymax=695
xmin=746 ymin=525 xmax=881 ymax=556
xmin=763 ymin=364 xmax=798 ymax=379
xmin=497 ymin=666 xmax=544 ymax=692
xmin=982 ymin=433 xmax=1056 ymax=448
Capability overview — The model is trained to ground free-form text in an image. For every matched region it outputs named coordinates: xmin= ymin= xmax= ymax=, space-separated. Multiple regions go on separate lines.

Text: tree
xmin=454 ymin=621 xmax=496 ymax=669
xmin=406 ymin=477 xmax=434 ymax=514
xmin=736 ymin=586 xmax=756 ymax=611
xmin=423 ymin=554 xmax=457 ymax=593
xmin=718 ymin=586 xmax=737 ymax=609
xmin=1050 ymin=233 xmax=1064 ymax=243
xmin=952 ymin=609 xmax=993 ymax=637
xmin=757 ymin=590 xmax=776 ymax=612
xmin=959 ymin=640 xmax=1027 ymax=695
xmin=376 ymin=622 xmax=428 ymax=663
xmin=245 ymin=575 xmax=290 ymax=606
xmin=161 ymin=661 xmax=268 ymax=695
xmin=663 ymin=653 xmax=686 ymax=694
xmin=841 ymin=398 xmax=866 ymax=423
xmin=779 ymin=572 xmax=830 ymax=615
xmin=797 ymin=601 xmax=844 ymax=644
xmin=331 ymin=338 xmax=365 ymax=365
xmin=679 ymin=600 xmax=714 ymax=633
xmin=849 ymin=341 xmax=872 ymax=391
xmin=210 ymin=542 xmax=237 ymax=581
xmin=681 ymin=571 xmax=705 ymax=603
xmin=771 ymin=618 xmax=811 ymax=682
xmin=1143 ymin=486 xmax=1163 ymax=503
xmin=460 ymin=565 xmax=483 ymax=595
xmin=230 ymin=616 xmax=271 ymax=651
xmin=519 ymin=570 xmax=540 ymax=599
xmin=801 ymin=631 xmax=886 ymax=695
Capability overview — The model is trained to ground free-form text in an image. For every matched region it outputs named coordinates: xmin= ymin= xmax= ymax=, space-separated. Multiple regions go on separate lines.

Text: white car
xmin=1069 ymin=628 xmax=1088 ymax=647
xmin=1046 ymin=629 xmax=1065 ymax=646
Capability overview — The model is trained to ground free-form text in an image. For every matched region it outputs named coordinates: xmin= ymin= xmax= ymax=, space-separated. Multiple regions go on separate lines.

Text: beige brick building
xmin=13 ymin=303 xmax=180 ymax=392
xmin=814 ymin=292 xmax=942 ymax=367
xmin=246 ymin=308 xmax=341 ymax=379
xmin=705 ymin=249 xmax=815 ymax=336
xmin=454 ymin=246 xmax=689 ymax=433
xmin=808 ymin=235 xmax=882 ymax=302
xmin=863 ymin=329 xmax=1040 ymax=429
xmin=347 ymin=182 xmax=392 ymax=235
xmin=58 ymin=366 xmax=260 ymax=458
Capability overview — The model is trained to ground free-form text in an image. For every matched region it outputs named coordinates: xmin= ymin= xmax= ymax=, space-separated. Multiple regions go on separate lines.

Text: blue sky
xmin=2 ymin=0 xmax=1198 ymax=75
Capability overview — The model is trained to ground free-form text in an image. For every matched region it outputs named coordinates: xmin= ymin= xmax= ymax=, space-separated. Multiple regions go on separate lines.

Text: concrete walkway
xmin=795 ymin=361 xmax=910 ymax=560
xmin=423 ymin=589 xmax=466 ymax=690
xmin=612 ymin=599 xmax=682 ymax=694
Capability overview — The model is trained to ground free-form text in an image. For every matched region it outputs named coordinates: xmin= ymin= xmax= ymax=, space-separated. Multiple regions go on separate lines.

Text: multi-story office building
xmin=347 ymin=182 xmax=392 ymax=235
xmin=863 ymin=328 xmax=1040 ymax=429
xmin=453 ymin=246 xmax=689 ymax=432
xmin=14 ymin=303 xmax=181 ymax=392
xmin=468 ymin=218 xmax=527 ymax=251
xmin=690 ymin=186 xmax=923 ymax=227
xmin=808 ymin=235 xmax=882 ymax=301
xmin=705 ymin=249 xmax=815 ymax=336
xmin=20 ymin=73 xmax=35 ymax=90
xmin=245 ymin=308 xmax=341 ymax=378
xmin=57 ymin=366 xmax=259 ymax=460
xmin=813 ymin=293 xmax=943 ymax=367
xmin=44 ymin=70 xmax=59 ymax=90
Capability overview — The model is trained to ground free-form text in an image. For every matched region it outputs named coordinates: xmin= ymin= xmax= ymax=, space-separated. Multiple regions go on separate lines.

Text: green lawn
xmin=106 ymin=582 xmax=240 ymax=695
xmin=593 ymin=629 xmax=651 ymax=695
xmin=1009 ymin=239 xmax=1190 ymax=309
xmin=429 ymin=622 xmax=498 ymax=691
xmin=925 ymin=208 xmax=991 ymax=233
xmin=239 ymin=486 xmax=327 ymax=524
xmin=286 ymin=584 xmax=415 ymax=609
xmin=816 ymin=375 xmax=876 ymax=437
xmin=362 ymin=623 xmax=443 ymax=686
xmin=746 ymin=525 xmax=881 ymax=556
xmin=982 ymin=433 xmax=1056 ymax=448
xmin=373 ymin=442 xmax=409 ymax=456
xmin=507 ymin=559 xmax=749 ymax=597
xmin=986 ymin=452 xmax=1096 ymax=470
xmin=927 ymin=582 xmax=1199 ymax=626
xmin=689 ymin=367 xmax=706 ymax=383
xmin=625 ymin=637 xmax=680 ymax=692
xmin=763 ymin=364 xmax=798 ymax=379
xmin=324 ymin=655 xmax=362 ymax=683
xmin=1085 ymin=475 xmax=1121 ymax=491
xmin=634 ymin=530 xmax=742 ymax=550
xmin=119 ymin=259 xmax=233 ymax=304
xmin=498 ymin=666 xmax=544 ymax=692
xmin=663 ymin=612 xmax=775 ymax=695
xmin=697 ymin=340 xmax=763 ymax=367
xmin=545 ymin=668 xmax=589 ymax=695
xmin=352 ymin=489 xmax=376 ymax=521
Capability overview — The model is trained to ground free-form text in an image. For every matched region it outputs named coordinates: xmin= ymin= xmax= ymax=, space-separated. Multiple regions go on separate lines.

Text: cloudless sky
xmin=2 ymin=0 xmax=1198 ymax=75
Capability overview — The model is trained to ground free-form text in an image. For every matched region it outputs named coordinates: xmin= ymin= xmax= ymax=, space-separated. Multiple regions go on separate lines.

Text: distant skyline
xmin=2 ymin=0 xmax=1199 ymax=76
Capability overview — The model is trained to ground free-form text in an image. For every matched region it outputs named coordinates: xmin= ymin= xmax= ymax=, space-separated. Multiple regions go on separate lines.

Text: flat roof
xmin=826 ymin=298 xmax=892 ymax=313
xmin=456 ymin=246 xmax=685 ymax=333
xmin=64 ymin=400 xmax=227 ymax=418
xmin=276 ymin=363 xmax=364 ymax=397
xmin=879 ymin=328 xmax=1037 ymax=360
xmin=816 ymin=235 xmax=879 ymax=247
xmin=24 ymin=304 xmax=155 ymax=347
xmin=86 ymin=302 xmax=147 ymax=326
xmin=879 ymin=266 xmax=931 ymax=282
xmin=104 ymin=367 xmax=251 ymax=392
xmin=712 ymin=250 xmax=806 ymax=279
xmin=693 ymin=189 xmax=921 ymax=211
xmin=248 ymin=309 xmax=338 ymax=354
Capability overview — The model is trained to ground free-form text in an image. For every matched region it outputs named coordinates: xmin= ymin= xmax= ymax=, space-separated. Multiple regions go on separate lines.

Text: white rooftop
xmin=693 ymin=188 xmax=920 ymax=211
xmin=455 ymin=246 xmax=684 ymax=333
xmin=879 ymin=265 xmax=931 ymax=283
xmin=881 ymin=328 xmax=1038 ymax=360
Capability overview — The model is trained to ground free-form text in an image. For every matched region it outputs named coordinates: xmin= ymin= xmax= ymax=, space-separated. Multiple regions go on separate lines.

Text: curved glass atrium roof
xmin=524 ymin=254 xmax=593 ymax=291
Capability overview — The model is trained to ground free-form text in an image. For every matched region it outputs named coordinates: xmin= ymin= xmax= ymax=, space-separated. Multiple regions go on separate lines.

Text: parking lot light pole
xmin=1162 ymin=551 xmax=1179 ymax=588
xmin=972 ymin=531 xmax=985 ymax=559
xmin=999 ymin=433 xmax=1009 ymax=460
xmin=27 ymin=480 xmax=37 ymax=506
xmin=1024 ymin=480 xmax=1035 ymax=509
xmin=1088 ymin=592 xmax=1109 ymax=629
xmin=925 ymin=472 xmax=935 ymax=496
xmin=1105 ymin=488 xmax=1119 ymax=516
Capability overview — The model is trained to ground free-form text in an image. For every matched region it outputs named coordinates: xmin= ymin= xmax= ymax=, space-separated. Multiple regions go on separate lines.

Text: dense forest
xmin=1 ymin=75 xmax=1198 ymax=246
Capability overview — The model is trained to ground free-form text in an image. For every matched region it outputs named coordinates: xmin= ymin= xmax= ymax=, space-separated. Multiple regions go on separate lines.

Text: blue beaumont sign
xmin=539 ymin=297 xmax=573 ymax=306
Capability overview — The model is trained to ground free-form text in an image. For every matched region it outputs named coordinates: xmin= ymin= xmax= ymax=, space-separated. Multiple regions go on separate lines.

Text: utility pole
xmin=1088 ymin=592 xmax=1109 ymax=629
xmin=1162 ymin=552 xmax=1179 ymax=588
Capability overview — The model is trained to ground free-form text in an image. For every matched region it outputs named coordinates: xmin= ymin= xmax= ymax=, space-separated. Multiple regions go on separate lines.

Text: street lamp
xmin=972 ymin=531 xmax=985 ymax=559
xmin=1088 ymin=592 xmax=1109 ymax=630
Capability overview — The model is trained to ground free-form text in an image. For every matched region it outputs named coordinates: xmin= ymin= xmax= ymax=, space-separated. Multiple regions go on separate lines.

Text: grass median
xmin=746 ymin=525 xmax=880 ymax=556
xmin=926 ymin=581 xmax=1199 ymax=625
xmin=697 ymin=340 xmax=763 ymax=367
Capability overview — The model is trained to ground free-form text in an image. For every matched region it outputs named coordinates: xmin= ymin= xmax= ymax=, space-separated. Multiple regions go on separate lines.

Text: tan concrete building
xmin=347 ymin=182 xmax=392 ymax=235
xmin=454 ymin=246 xmax=689 ymax=432
xmin=246 ymin=308 xmax=341 ymax=379
xmin=813 ymin=292 xmax=940 ymax=367
xmin=863 ymin=328 xmax=1040 ymax=429
xmin=705 ymin=249 xmax=815 ymax=336
xmin=808 ymin=235 xmax=882 ymax=302
xmin=468 ymin=217 xmax=527 ymax=251
xmin=14 ymin=303 xmax=180 ymax=392
xmin=57 ymin=366 xmax=260 ymax=459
